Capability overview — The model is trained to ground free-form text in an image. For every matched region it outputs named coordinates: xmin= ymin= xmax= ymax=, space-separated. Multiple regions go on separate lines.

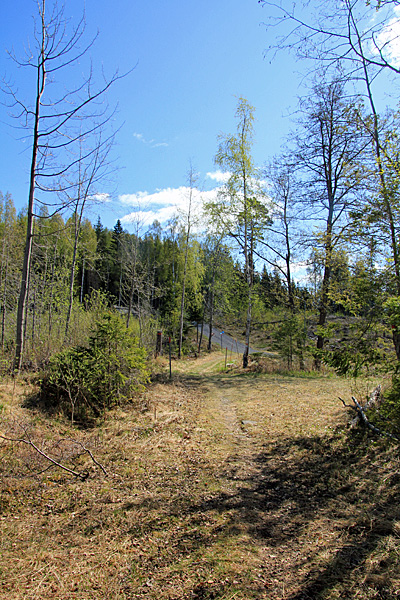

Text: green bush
xmin=272 ymin=314 xmax=308 ymax=370
xmin=374 ymin=374 xmax=400 ymax=437
xmin=40 ymin=313 xmax=150 ymax=424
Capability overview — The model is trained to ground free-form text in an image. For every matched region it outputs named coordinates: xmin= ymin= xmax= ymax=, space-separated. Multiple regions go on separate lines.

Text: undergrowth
xmin=38 ymin=313 xmax=150 ymax=426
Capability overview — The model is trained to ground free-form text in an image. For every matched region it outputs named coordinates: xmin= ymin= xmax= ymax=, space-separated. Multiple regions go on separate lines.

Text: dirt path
xmin=1 ymin=354 xmax=399 ymax=600
xmin=163 ymin=355 xmax=400 ymax=599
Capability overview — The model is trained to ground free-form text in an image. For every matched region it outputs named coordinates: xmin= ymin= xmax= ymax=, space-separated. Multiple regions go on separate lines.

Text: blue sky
xmin=0 ymin=0 xmax=399 ymax=233
xmin=0 ymin=0 xmax=301 ymax=230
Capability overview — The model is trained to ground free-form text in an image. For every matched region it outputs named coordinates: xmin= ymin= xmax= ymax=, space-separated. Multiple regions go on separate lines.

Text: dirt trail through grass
xmin=1 ymin=353 xmax=400 ymax=599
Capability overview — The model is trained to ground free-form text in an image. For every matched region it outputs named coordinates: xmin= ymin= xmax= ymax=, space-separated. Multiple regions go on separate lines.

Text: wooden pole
xmin=169 ymin=336 xmax=172 ymax=379
xmin=156 ymin=330 xmax=163 ymax=357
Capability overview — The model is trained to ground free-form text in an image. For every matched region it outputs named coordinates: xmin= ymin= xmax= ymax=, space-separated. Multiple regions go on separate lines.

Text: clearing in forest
xmin=0 ymin=352 xmax=399 ymax=599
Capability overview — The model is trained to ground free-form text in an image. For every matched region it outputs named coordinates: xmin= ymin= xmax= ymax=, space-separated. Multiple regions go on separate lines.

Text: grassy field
xmin=1 ymin=351 xmax=399 ymax=599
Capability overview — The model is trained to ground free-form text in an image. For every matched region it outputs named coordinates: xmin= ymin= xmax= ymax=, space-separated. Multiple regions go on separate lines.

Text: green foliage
xmin=40 ymin=313 xmax=149 ymax=425
xmin=272 ymin=314 xmax=308 ymax=370
xmin=316 ymin=312 xmax=390 ymax=378
xmin=383 ymin=296 xmax=400 ymax=330
xmin=375 ymin=374 xmax=400 ymax=436
xmin=322 ymin=343 xmax=383 ymax=378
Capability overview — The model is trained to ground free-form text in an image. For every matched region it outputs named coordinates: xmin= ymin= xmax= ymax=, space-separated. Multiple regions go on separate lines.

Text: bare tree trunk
xmin=80 ymin=257 xmax=85 ymax=304
xmin=178 ymin=166 xmax=196 ymax=359
xmin=243 ymin=297 xmax=251 ymax=368
xmin=65 ymin=234 xmax=78 ymax=340
xmin=14 ymin=11 xmax=45 ymax=372
xmin=126 ymin=234 xmax=139 ymax=329
xmin=178 ymin=249 xmax=189 ymax=359
xmin=208 ymin=288 xmax=214 ymax=352
xmin=31 ymin=283 xmax=37 ymax=346
xmin=314 ymin=222 xmax=333 ymax=369
xmin=1 ymin=255 xmax=9 ymax=351
xmin=47 ymin=233 xmax=58 ymax=353
xmin=198 ymin=296 xmax=206 ymax=354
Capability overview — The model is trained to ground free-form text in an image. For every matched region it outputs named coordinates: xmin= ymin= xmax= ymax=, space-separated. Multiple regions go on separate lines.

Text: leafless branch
xmin=0 ymin=427 xmax=108 ymax=479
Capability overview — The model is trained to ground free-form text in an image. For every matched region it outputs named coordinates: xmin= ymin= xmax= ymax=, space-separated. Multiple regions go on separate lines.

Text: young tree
xmin=78 ymin=218 xmax=98 ymax=303
xmin=261 ymin=158 xmax=301 ymax=311
xmin=0 ymin=193 xmax=20 ymax=352
xmin=110 ymin=219 xmax=124 ymax=305
xmin=121 ymin=213 xmax=157 ymax=346
xmin=178 ymin=164 xmax=200 ymax=359
xmin=63 ymin=130 xmax=115 ymax=339
xmin=95 ymin=220 xmax=114 ymax=294
xmin=206 ymin=97 xmax=270 ymax=367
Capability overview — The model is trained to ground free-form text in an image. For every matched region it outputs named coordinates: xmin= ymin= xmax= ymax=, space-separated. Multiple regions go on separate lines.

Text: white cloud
xmin=121 ymin=206 xmax=178 ymax=227
xmin=119 ymin=191 xmax=152 ymax=205
xmin=371 ymin=6 xmax=400 ymax=68
xmin=206 ymin=170 xmax=231 ymax=184
xmin=120 ymin=186 xmax=189 ymax=208
xmin=89 ymin=193 xmax=112 ymax=203
xmin=119 ymin=186 xmax=219 ymax=230
xmin=133 ymin=132 xmax=169 ymax=148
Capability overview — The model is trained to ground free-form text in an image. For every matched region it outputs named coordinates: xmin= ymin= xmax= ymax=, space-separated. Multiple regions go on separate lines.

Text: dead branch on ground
xmin=0 ymin=422 xmax=108 ymax=479
xmin=339 ymin=387 xmax=400 ymax=442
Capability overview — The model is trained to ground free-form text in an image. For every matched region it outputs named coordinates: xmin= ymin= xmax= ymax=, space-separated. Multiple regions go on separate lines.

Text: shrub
xmin=374 ymin=374 xmax=400 ymax=437
xmin=272 ymin=314 xmax=308 ymax=370
xmin=40 ymin=313 xmax=150 ymax=425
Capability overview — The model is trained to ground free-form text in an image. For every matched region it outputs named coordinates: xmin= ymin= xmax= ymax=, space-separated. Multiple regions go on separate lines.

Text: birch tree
xmin=206 ymin=97 xmax=269 ymax=367
xmin=63 ymin=130 xmax=115 ymax=340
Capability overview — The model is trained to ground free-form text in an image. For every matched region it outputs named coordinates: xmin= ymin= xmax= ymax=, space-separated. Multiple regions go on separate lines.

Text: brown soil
xmin=0 ymin=353 xmax=399 ymax=599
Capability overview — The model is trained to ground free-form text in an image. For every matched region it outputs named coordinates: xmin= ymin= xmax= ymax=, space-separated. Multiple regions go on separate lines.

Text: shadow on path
xmin=172 ymin=432 xmax=400 ymax=598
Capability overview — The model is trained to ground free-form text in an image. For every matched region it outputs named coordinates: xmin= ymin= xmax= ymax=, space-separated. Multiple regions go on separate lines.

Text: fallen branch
xmin=0 ymin=433 xmax=89 ymax=480
xmin=339 ymin=395 xmax=400 ymax=442
xmin=341 ymin=385 xmax=381 ymax=428
xmin=64 ymin=438 xmax=108 ymax=476
xmin=0 ymin=428 xmax=108 ymax=480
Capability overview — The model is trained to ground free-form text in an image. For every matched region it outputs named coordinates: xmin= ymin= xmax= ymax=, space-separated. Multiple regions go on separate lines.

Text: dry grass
xmin=0 ymin=355 xmax=399 ymax=599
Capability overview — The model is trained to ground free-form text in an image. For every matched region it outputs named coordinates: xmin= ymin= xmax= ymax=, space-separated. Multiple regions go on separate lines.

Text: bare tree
xmin=122 ymin=209 xmax=155 ymax=345
xmin=259 ymin=0 xmax=400 ymax=77
xmin=178 ymin=164 xmax=199 ymax=359
xmin=260 ymin=158 xmax=301 ymax=311
xmin=63 ymin=129 xmax=115 ymax=340
xmin=3 ymin=0 xmax=125 ymax=370
xmin=290 ymin=80 xmax=368 ymax=367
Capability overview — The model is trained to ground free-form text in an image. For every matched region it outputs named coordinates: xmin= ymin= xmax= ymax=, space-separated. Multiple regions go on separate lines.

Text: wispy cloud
xmin=89 ymin=192 xmax=112 ymax=203
xmin=133 ymin=132 xmax=169 ymax=148
xmin=371 ymin=6 xmax=400 ymax=67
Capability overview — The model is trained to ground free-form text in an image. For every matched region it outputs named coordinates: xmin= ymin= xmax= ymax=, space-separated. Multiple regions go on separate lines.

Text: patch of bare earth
xmin=1 ymin=355 xmax=400 ymax=599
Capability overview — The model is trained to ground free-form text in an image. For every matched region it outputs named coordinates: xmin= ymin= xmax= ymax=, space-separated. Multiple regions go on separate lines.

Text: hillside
xmin=1 ymin=353 xmax=400 ymax=599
